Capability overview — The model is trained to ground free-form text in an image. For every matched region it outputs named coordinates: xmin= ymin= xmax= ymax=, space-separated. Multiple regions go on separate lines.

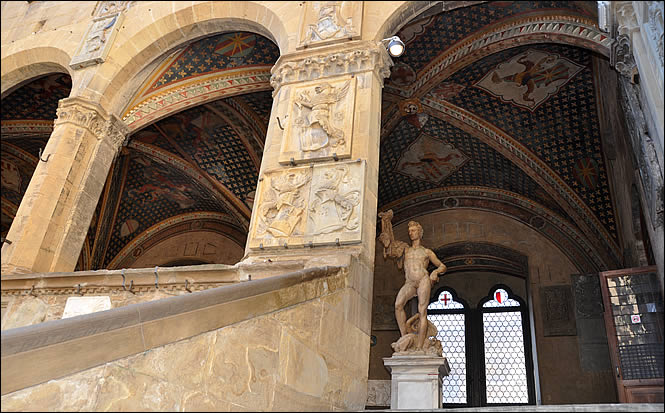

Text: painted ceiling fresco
xmin=1 ymin=73 xmax=71 ymax=121
xmin=89 ymin=30 xmax=279 ymax=269
xmin=379 ymin=0 xmax=620 ymax=271
xmin=1 ymin=3 xmax=624 ymax=273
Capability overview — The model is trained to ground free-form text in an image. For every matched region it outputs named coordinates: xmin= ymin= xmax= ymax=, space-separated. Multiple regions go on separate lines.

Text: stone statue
xmin=391 ymin=313 xmax=443 ymax=356
xmin=295 ymin=81 xmax=350 ymax=152
xmin=378 ymin=209 xmax=447 ymax=354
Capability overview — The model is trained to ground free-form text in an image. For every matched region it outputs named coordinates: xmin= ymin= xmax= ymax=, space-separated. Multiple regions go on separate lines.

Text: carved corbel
xmin=614 ymin=2 xmax=639 ymax=37
xmin=103 ymin=115 xmax=131 ymax=156
xmin=611 ymin=34 xmax=638 ymax=80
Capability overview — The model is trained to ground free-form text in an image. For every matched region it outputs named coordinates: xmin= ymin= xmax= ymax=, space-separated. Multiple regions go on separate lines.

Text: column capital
xmin=270 ymin=40 xmax=393 ymax=93
xmin=55 ymin=97 xmax=130 ymax=152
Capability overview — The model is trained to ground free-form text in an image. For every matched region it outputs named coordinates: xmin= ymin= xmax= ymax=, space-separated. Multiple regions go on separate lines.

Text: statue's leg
xmin=416 ymin=277 xmax=433 ymax=349
xmin=395 ymin=283 xmax=416 ymax=337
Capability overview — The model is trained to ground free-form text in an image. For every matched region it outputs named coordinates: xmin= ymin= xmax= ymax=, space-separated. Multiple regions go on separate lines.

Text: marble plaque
xmin=279 ymin=76 xmax=356 ymax=164
xmin=249 ymin=159 xmax=365 ymax=249
xmin=62 ymin=296 xmax=112 ymax=319
xmin=70 ymin=13 xmax=125 ymax=70
xmin=298 ymin=1 xmax=362 ymax=49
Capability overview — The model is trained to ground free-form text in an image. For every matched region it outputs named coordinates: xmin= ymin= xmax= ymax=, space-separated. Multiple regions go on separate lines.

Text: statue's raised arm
xmin=378 ymin=209 xmax=409 ymax=269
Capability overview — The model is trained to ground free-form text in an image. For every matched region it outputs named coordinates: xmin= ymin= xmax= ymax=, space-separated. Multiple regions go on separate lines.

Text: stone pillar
xmin=1 ymin=97 xmax=128 ymax=275
xmin=239 ymin=30 xmax=392 ymax=409
xmin=242 ymin=38 xmax=392 ymax=273
xmin=609 ymin=1 xmax=664 ymax=293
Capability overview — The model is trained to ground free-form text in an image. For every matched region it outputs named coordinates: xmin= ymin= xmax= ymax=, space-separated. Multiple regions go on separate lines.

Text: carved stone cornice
xmin=270 ymin=40 xmax=393 ymax=93
xmin=55 ymin=97 xmax=129 ymax=151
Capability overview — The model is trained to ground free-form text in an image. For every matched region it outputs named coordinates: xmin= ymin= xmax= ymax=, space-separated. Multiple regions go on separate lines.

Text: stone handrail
xmin=0 ymin=261 xmax=308 ymax=296
xmin=1 ymin=265 xmax=344 ymax=395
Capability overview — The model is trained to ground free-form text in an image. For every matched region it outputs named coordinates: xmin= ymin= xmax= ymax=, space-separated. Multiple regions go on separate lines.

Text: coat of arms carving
xmin=279 ymin=77 xmax=356 ymax=164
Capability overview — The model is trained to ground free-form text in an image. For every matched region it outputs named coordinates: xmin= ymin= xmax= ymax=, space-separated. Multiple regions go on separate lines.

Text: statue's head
xmin=408 ymin=220 xmax=423 ymax=241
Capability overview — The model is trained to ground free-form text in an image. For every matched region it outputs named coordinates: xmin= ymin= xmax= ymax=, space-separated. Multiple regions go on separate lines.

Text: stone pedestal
xmin=383 ymin=355 xmax=450 ymax=410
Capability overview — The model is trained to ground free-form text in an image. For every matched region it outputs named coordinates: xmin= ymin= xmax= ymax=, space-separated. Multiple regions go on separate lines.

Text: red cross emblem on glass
xmin=440 ymin=292 xmax=452 ymax=306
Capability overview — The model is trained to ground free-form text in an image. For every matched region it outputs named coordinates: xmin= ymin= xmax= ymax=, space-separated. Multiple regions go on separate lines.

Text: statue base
xmin=383 ymin=354 xmax=450 ymax=410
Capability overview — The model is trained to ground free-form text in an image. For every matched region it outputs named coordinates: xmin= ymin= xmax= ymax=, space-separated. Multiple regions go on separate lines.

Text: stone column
xmin=1 ymin=97 xmax=129 ymax=275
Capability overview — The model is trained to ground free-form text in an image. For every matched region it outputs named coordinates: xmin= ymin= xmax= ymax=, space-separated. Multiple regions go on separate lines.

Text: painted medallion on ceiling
xmin=475 ymin=49 xmax=585 ymax=111
xmin=395 ymin=134 xmax=470 ymax=184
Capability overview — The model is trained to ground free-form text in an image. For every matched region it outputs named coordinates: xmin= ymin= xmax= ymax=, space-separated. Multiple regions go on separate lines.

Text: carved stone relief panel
xmin=298 ymin=1 xmax=363 ymax=49
xmin=70 ymin=5 xmax=127 ymax=70
xmin=279 ymin=76 xmax=356 ymax=164
xmin=306 ymin=160 xmax=364 ymax=244
xmin=249 ymin=165 xmax=313 ymax=249
xmin=249 ymin=159 xmax=365 ymax=249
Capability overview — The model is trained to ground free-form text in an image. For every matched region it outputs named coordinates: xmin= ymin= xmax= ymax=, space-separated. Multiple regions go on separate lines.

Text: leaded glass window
xmin=428 ymin=289 xmax=467 ymax=405
xmin=481 ymin=286 xmax=530 ymax=404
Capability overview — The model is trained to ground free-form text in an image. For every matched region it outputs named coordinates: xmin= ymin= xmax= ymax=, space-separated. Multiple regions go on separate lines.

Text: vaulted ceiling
xmin=1 ymin=1 xmax=622 ymax=273
xmin=379 ymin=0 xmax=619 ymax=272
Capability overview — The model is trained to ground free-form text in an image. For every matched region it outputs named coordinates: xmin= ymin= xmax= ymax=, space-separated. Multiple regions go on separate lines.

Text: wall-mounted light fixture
xmin=382 ymin=36 xmax=405 ymax=57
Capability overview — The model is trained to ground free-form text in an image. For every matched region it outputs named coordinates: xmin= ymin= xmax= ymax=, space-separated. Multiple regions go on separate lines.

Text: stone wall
xmin=1 ymin=262 xmax=370 ymax=411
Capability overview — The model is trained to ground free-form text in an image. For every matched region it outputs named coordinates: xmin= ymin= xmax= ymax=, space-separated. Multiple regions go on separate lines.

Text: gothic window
xmin=479 ymin=286 xmax=532 ymax=405
xmin=428 ymin=288 xmax=468 ymax=405
xmin=428 ymin=283 xmax=535 ymax=406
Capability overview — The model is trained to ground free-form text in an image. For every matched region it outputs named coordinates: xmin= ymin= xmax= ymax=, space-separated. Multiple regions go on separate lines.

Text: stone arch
xmin=107 ymin=211 xmax=246 ymax=269
xmin=381 ymin=186 xmax=607 ymax=273
xmin=370 ymin=1 xmax=479 ymax=42
xmin=0 ymin=47 xmax=72 ymax=97
xmin=97 ymin=1 xmax=289 ymax=117
xmin=409 ymin=15 xmax=612 ymax=99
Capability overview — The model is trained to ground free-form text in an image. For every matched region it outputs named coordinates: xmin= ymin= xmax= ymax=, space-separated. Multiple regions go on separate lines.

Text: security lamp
xmin=382 ymin=36 xmax=405 ymax=57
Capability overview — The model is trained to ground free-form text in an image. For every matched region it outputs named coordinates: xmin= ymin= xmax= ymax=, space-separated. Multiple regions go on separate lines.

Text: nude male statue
xmin=378 ymin=209 xmax=447 ymax=352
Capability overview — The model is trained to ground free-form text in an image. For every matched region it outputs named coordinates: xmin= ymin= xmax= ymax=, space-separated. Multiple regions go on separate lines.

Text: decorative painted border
xmin=122 ymin=68 xmax=272 ymax=131
xmin=0 ymin=120 xmax=54 ymax=137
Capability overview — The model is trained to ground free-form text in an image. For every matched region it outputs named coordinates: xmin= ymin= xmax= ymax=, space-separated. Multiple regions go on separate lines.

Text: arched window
xmin=428 ymin=287 xmax=468 ymax=405
xmin=478 ymin=285 xmax=533 ymax=405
